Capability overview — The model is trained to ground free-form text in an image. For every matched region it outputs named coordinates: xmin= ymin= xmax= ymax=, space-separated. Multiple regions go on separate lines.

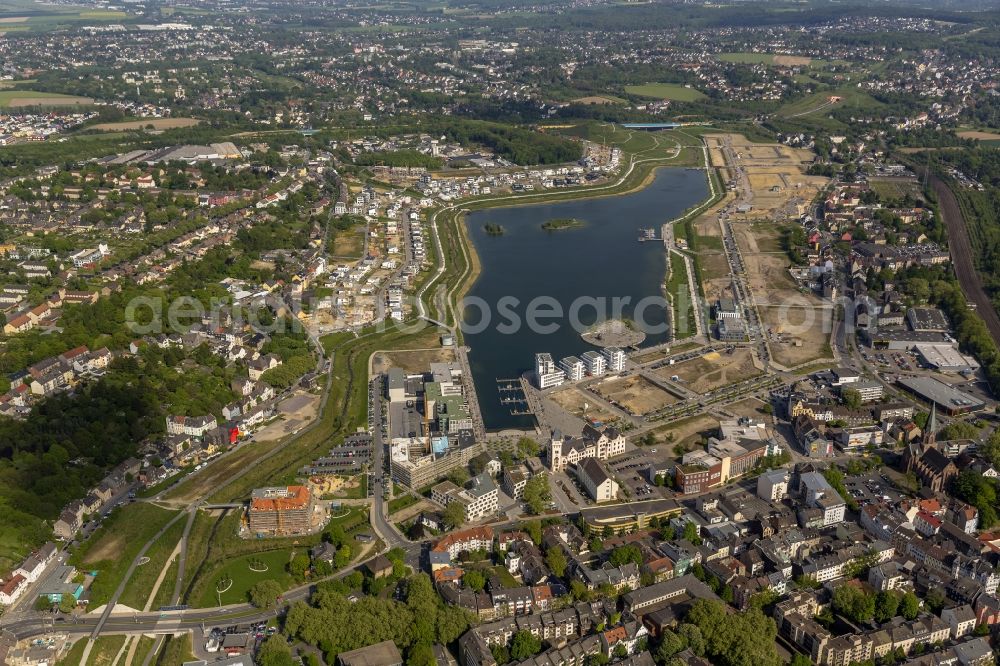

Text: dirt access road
xmin=931 ymin=175 xmax=1000 ymax=347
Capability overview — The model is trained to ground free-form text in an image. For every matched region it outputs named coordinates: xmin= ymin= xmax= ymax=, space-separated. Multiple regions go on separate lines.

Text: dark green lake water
xmin=463 ymin=167 xmax=709 ymax=430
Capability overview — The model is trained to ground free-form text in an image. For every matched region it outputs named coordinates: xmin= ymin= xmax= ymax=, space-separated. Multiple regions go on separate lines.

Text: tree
xmin=655 ymin=629 xmax=687 ymax=662
xmin=874 ymin=590 xmax=899 ymax=623
xmin=842 ymin=388 xmax=862 ymax=410
xmin=899 ymin=591 xmax=920 ymax=621
xmin=588 ymin=537 xmax=604 ymax=553
xmin=257 ymin=635 xmax=296 ymax=666
xmin=609 ymin=544 xmax=644 ymax=567
xmin=443 ymin=501 xmax=466 ymax=530
xmin=509 ymin=631 xmax=542 ymax=661
xmin=677 ymin=623 xmax=705 ymax=657
xmin=683 ymin=521 xmax=702 ymax=545
xmin=683 ymin=599 xmax=780 ymax=666
xmin=925 ymin=588 xmax=946 ymax=613
xmin=58 ymin=595 xmax=76 ymax=614
xmin=447 ymin=467 xmax=470 ymax=487
xmin=832 ymin=585 xmax=875 ymax=624
xmin=407 ymin=643 xmax=437 ymax=666
xmin=517 ymin=437 xmax=541 ymax=458
xmin=288 ymin=552 xmax=311 ymax=579
xmin=613 ymin=644 xmax=628 ymax=659
xmin=788 ymin=655 xmax=813 ymax=666
xmin=523 ymin=520 xmax=543 ymax=545
xmin=464 ymin=570 xmax=486 ymax=592
xmin=249 ymin=580 xmax=283 ymax=608
xmin=523 ymin=474 xmax=551 ymax=515
xmin=939 ymin=420 xmax=979 ymax=441
xmin=546 ymin=546 xmax=568 ymax=578
xmin=570 ymin=580 xmax=591 ymax=602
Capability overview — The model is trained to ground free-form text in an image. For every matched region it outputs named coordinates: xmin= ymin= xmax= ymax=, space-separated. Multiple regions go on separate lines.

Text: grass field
xmin=666 ymin=252 xmax=696 ymax=338
xmin=118 ymin=516 xmax=186 ymax=610
xmin=57 ymin=635 xmax=125 ymax=666
xmin=0 ymin=90 xmax=93 ymax=107
xmin=388 ymin=493 xmax=419 ymax=515
xmin=196 ymin=548 xmax=296 ymax=607
xmin=70 ymin=503 xmax=179 ymax=608
xmin=625 ymin=83 xmax=706 ymax=102
xmin=777 ymin=86 xmax=883 ymax=119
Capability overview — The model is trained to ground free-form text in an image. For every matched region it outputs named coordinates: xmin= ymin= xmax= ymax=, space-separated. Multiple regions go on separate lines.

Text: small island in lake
xmin=541 ymin=217 xmax=584 ymax=231
xmin=484 ymin=223 xmax=505 ymax=236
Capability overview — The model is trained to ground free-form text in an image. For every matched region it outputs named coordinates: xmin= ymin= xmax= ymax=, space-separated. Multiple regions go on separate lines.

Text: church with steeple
xmin=904 ymin=403 xmax=957 ymax=493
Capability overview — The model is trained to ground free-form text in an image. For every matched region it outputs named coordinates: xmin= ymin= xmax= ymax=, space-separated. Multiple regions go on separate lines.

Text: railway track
xmin=931 ymin=176 xmax=1000 ymax=348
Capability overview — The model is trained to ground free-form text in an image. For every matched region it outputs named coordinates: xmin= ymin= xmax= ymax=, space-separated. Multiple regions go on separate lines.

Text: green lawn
xmin=196 ymin=548 xmax=296 ymax=607
xmin=624 ymin=83 xmax=706 ymax=102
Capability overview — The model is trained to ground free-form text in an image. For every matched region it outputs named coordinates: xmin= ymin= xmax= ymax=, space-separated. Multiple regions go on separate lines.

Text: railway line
xmin=931 ymin=175 xmax=1000 ymax=348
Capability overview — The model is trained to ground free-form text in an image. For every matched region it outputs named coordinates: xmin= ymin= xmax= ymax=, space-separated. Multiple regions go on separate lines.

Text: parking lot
xmin=606 ymin=451 xmax=673 ymax=500
xmin=841 ymin=470 xmax=906 ymax=506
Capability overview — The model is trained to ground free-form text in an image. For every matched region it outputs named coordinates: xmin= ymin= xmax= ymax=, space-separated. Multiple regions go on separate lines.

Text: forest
xmin=431 ymin=119 xmax=582 ymax=166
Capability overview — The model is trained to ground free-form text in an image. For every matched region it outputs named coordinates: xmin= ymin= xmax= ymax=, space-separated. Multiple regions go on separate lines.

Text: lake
xmin=462 ymin=167 xmax=709 ymax=431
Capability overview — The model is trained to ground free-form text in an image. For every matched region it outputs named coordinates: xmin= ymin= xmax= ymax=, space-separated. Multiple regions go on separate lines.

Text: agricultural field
xmin=0 ymin=90 xmax=93 ymax=107
xmin=0 ymin=89 xmax=94 ymax=108
xmin=717 ymin=52 xmax=843 ymax=68
xmin=0 ymin=7 xmax=128 ymax=32
xmin=624 ymin=83 xmax=706 ymax=102
xmin=572 ymin=95 xmax=626 ymax=105
xmin=869 ymin=177 xmax=923 ymax=201
xmin=592 ymin=375 xmax=679 ymax=416
xmin=91 ymin=117 xmax=201 ymax=132
xmin=957 ymin=129 xmax=1000 ymax=141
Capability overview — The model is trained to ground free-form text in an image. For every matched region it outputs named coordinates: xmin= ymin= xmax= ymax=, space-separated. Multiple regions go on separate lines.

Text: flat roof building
xmin=906 ymin=307 xmax=950 ymax=332
xmin=913 ymin=343 xmax=980 ymax=372
xmin=896 ymin=376 xmax=985 ymax=415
